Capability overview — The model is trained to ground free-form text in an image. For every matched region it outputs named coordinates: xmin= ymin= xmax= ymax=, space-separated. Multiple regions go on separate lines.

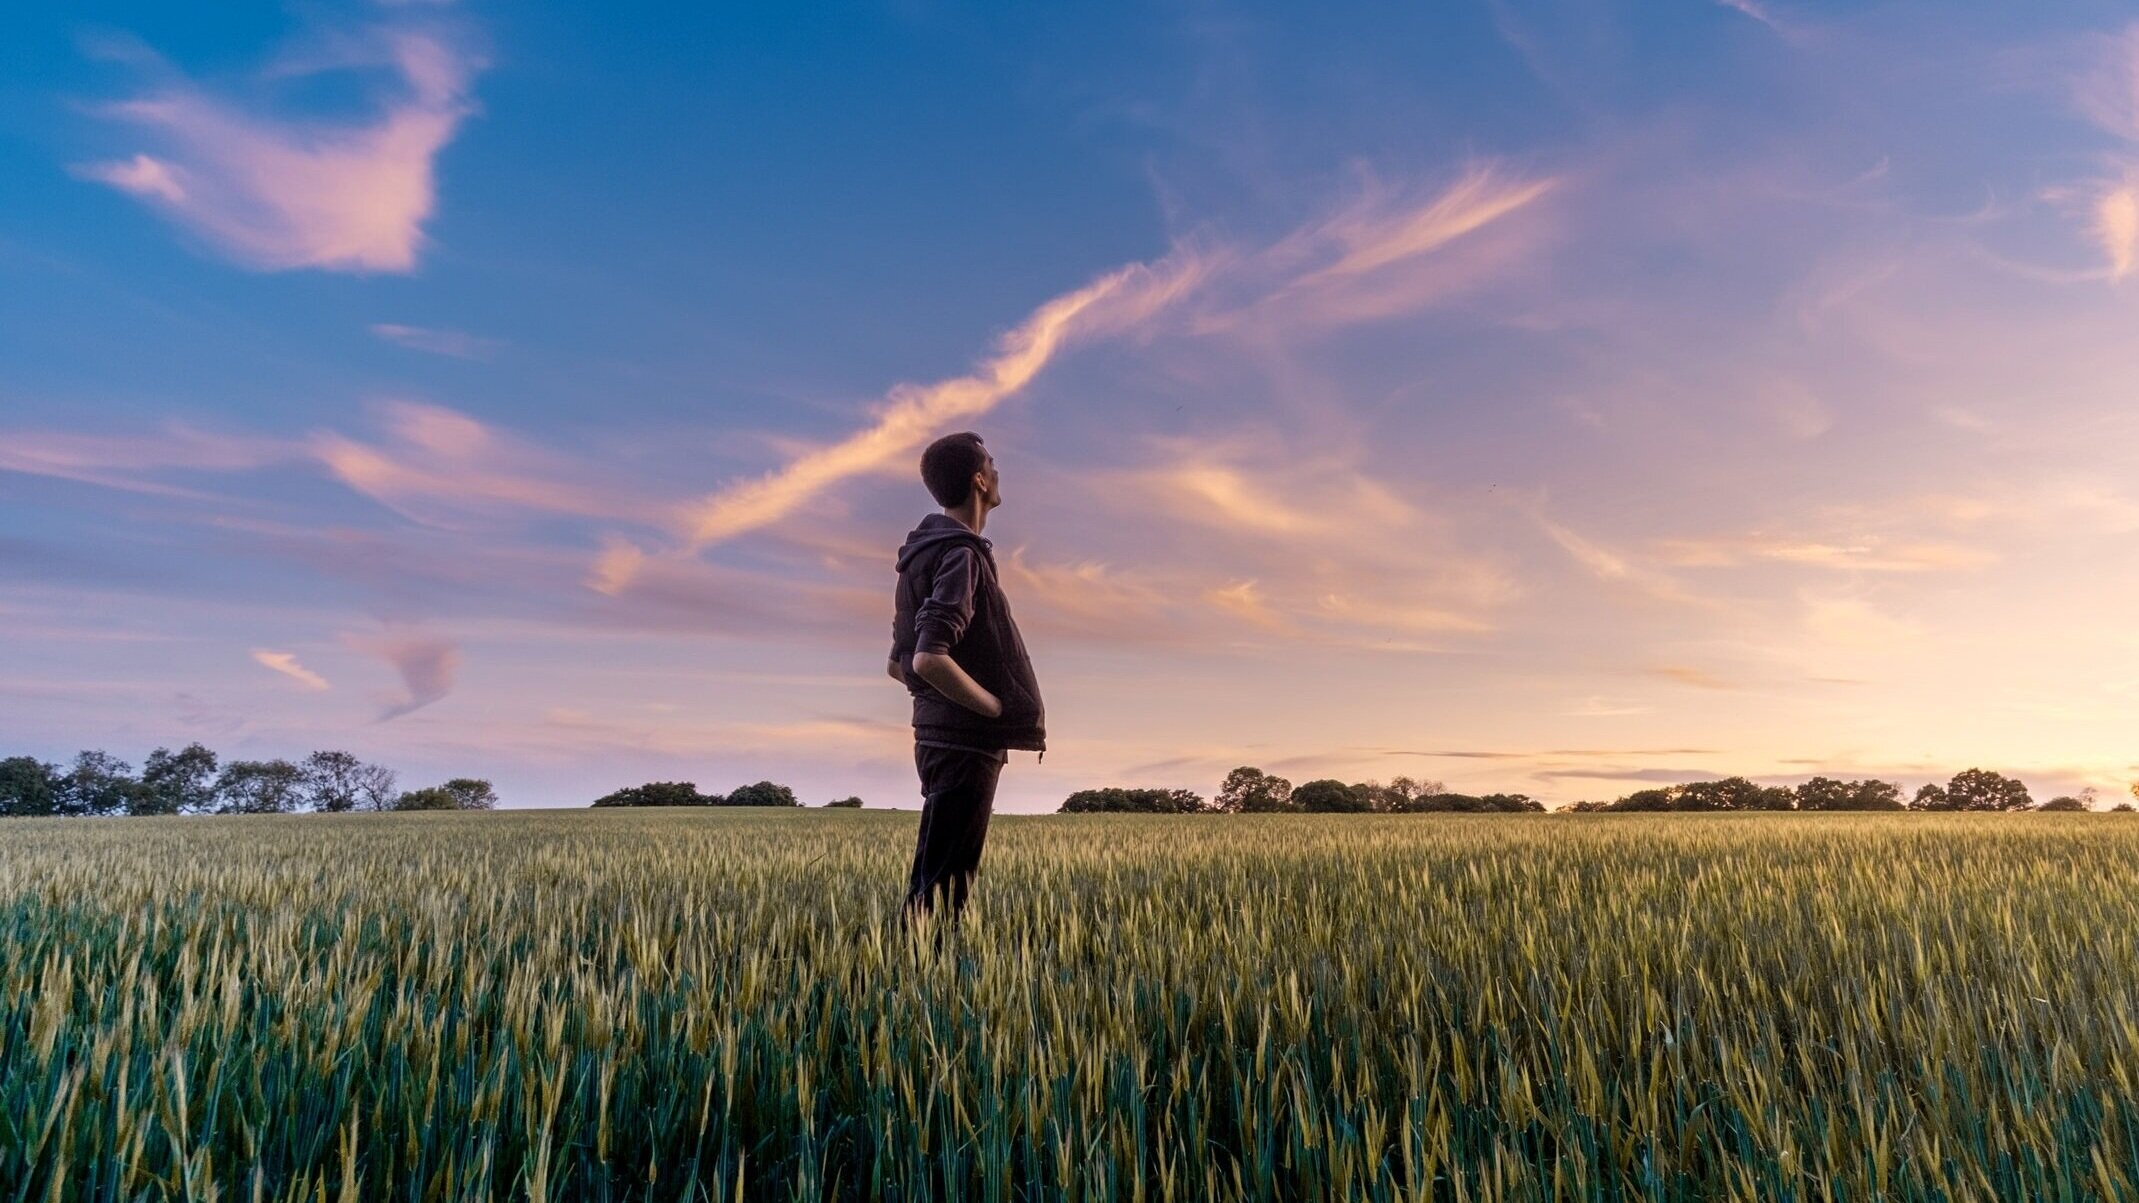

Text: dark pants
xmin=903 ymin=744 xmax=1003 ymax=930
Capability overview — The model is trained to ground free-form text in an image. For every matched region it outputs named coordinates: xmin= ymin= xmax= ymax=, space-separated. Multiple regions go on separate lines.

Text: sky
xmin=5 ymin=0 xmax=2138 ymax=812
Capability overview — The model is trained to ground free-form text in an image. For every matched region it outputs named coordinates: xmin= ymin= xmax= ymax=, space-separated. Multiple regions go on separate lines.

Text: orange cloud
xmin=2097 ymin=180 xmax=2138 ymax=279
xmin=249 ymin=649 xmax=329 ymax=691
xmin=677 ymin=249 xmax=1213 ymax=550
xmin=586 ymin=537 xmax=646 ymax=596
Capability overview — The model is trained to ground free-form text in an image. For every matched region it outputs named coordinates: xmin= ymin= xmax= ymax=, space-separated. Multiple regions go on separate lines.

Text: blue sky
xmin=5 ymin=0 xmax=2139 ymax=811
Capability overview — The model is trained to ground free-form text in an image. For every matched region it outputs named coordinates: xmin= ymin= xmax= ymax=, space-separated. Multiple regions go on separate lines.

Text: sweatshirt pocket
xmin=996 ymin=675 xmax=1039 ymax=724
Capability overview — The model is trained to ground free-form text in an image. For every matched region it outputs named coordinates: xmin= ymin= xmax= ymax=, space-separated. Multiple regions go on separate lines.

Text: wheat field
xmin=3 ymin=809 xmax=2137 ymax=1201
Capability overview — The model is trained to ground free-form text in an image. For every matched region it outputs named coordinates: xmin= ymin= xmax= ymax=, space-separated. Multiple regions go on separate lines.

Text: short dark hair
xmin=919 ymin=431 xmax=987 ymax=507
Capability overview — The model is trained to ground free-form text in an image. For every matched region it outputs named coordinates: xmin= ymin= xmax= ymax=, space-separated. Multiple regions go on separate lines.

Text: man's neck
xmin=942 ymin=502 xmax=987 ymax=535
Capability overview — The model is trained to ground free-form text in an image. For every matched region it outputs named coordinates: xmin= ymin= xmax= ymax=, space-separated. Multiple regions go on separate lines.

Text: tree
xmin=1944 ymin=768 xmax=2032 ymax=812
xmin=139 ymin=744 xmax=219 ymax=815
xmin=1378 ymin=777 xmax=1447 ymax=812
xmin=352 ymin=761 xmax=399 ymax=812
xmin=1910 ymin=783 xmax=1953 ymax=811
xmin=1670 ymin=777 xmax=1792 ymax=811
xmin=58 ymin=750 xmax=140 ymax=816
xmin=824 ymin=796 xmax=863 ymax=808
xmin=301 ymin=751 xmax=372 ymax=812
xmin=1845 ymin=780 xmax=1906 ymax=811
xmin=214 ymin=759 xmax=306 ymax=814
xmin=1358 ymin=776 xmax=1444 ymax=812
xmin=393 ymin=787 xmax=460 ymax=811
xmin=592 ymin=781 xmax=711 ymax=808
xmin=2114 ymin=802 xmax=2137 ymax=813
xmin=440 ymin=778 xmax=499 ymax=810
xmin=1216 ymin=767 xmax=1294 ymax=813
xmin=1793 ymin=777 xmax=1852 ymax=811
xmin=0 ymin=757 xmax=60 ymax=817
xmin=721 ymin=780 xmax=800 ymax=807
xmin=1611 ymin=788 xmax=1677 ymax=812
xmin=1058 ymin=787 xmax=1207 ymax=813
xmin=1291 ymin=779 xmax=1371 ymax=813
xmin=2037 ymin=795 xmax=2090 ymax=812
xmin=1560 ymin=799 xmax=1612 ymax=813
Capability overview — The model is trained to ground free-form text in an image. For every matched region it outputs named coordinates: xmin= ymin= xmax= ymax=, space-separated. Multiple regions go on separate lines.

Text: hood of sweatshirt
xmin=895 ymin=512 xmax=992 ymax=573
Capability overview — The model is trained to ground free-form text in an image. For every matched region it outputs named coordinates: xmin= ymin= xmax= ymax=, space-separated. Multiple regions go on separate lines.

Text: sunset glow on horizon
xmin=6 ymin=1 xmax=2138 ymax=811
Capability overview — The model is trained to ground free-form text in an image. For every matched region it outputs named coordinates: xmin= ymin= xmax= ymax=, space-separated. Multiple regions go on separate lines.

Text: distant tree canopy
xmin=1215 ymin=767 xmax=1293 ymax=813
xmin=1060 ymin=787 xmax=1209 ymax=814
xmin=303 ymin=749 xmax=399 ymax=813
xmin=140 ymin=744 xmax=219 ymax=815
xmin=1413 ymin=791 xmax=1547 ymax=813
xmin=0 ymin=757 xmax=60 ymax=817
xmin=592 ymin=781 xmax=715 ymax=808
xmin=1794 ymin=776 xmax=1905 ymax=811
xmin=824 ymin=796 xmax=864 ymax=808
xmin=588 ymin=779 xmax=803 ymax=808
xmin=214 ymin=759 xmax=307 ymax=815
xmin=1567 ymin=769 xmax=2046 ymax=814
xmin=722 ymin=781 xmax=801 ymax=808
xmin=1908 ymin=769 xmax=2033 ymax=812
xmin=2038 ymin=795 xmax=2090 ymax=812
xmin=1291 ymin=779 xmax=1373 ymax=813
xmin=393 ymin=787 xmax=461 ymax=811
xmin=0 ymin=744 xmax=479 ymax=816
xmin=1059 ymin=768 xmax=1544 ymax=815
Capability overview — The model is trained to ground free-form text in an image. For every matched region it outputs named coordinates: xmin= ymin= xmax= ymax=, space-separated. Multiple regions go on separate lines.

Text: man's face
xmin=975 ymin=451 xmax=1001 ymax=509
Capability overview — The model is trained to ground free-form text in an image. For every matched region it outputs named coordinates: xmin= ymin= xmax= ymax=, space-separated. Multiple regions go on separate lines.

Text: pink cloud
xmin=74 ymin=25 xmax=482 ymax=273
xmin=0 ymin=423 xmax=295 ymax=496
xmin=250 ymin=649 xmax=329 ymax=691
xmin=313 ymin=401 xmax=662 ymax=527
xmin=343 ymin=626 xmax=460 ymax=720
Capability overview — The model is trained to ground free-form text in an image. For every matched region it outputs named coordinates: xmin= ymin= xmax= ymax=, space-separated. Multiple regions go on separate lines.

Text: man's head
xmin=919 ymin=431 xmax=1000 ymax=512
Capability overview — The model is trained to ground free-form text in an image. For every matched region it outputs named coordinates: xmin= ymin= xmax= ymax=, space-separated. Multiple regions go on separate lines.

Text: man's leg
xmin=903 ymin=745 xmax=1003 ymax=930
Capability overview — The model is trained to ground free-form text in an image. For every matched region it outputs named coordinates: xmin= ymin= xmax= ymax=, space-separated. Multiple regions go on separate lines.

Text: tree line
xmin=1560 ymin=769 xmax=2132 ymax=813
xmin=1060 ymin=766 xmax=2137 ymax=814
xmin=588 ymin=780 xmax=865 ymax=808
xmin=0 ymin=744 xmax=498 ymax=817
xmin=1060 ymin=769 xmax=1546 ymax=814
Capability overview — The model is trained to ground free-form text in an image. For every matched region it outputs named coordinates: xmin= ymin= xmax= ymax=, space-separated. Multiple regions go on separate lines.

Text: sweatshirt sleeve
xmin=914 ymin=545 xmax=977 ymax=655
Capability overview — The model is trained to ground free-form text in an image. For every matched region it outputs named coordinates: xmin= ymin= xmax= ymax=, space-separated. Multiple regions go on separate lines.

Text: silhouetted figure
xmin=887 ymin=432 xmax=1046 ymax=940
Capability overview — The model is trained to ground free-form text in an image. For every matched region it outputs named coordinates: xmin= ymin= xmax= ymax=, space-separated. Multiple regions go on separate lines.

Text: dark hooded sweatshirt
xmin=890 ymin=514 xmax=1046 ymax=755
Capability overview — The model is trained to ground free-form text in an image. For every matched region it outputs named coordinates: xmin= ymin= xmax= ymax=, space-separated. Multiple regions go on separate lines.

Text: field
xmin=4 ymin=810 xmax=2139 ymax=1202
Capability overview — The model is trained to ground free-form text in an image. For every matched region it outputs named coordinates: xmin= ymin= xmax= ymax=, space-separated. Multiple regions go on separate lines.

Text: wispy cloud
xmin=663 ymin=159 xmax=1555 ymax=573
xmin=675 ymin=250 xmax=1213 ymax=553
xmin=74 ymin=21 xmax=482 ymax=272
xmin=1197 ymin=163 xmax=1559 ymax=331
xmin=2096 ymin=179 xmax=2138 ymax=279
xmin=1650 ymin=532 xmax=1996 ymax=572
xmin=2063 ymin=24 xmax=2139 ymax=277
xmin=0 ymin=423 xmax=294 ymax=496
xmin=1651 ymin=665 xmax=1739 ymax=691
xmin=250 ymin=648 xmax=329 ymax=691
xmin=370 ymin=323 xmax=502 ymax=359
xmin=344 ymin=626 xmax=459 ymax=720
xmin=314 ymin=400 xmax=660 ymax=527
xmin=1536 ymin=515 xmax=1713 ymax=607
xmin=585 ymin=537 xmax=645 ymax=597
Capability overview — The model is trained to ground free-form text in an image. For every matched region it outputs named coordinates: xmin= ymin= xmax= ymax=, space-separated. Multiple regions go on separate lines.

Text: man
xmin=886 ymin=431 xmax=1046 ymax=934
